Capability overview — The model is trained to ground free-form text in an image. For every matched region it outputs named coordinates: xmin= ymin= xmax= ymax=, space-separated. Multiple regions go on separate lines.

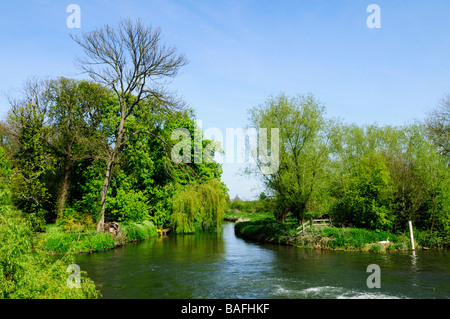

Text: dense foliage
xmin=0 ymin=18 xmax=448 ymax=299
xmin=248 ymin=93 xmax=449 ymax=245
xmin=0 ymin=205 xmax=99 ymax=298
xmin=0 ymin=77 xmax=226 ymax=298
xmin=0 ymin=77 xmax=226 ymax=233
xmin=0 ymin=20 xmax=228 ymax=299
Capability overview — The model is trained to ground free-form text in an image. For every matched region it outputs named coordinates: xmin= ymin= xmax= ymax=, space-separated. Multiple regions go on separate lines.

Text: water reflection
xmin=76 ymin=222 xmax=450 ymax=299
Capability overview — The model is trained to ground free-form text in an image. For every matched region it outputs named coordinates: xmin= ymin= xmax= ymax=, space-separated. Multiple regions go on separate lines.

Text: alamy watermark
xmin=366 ymin=264 xmax=381 ymax=288
xmin=67 ymin=264 xmax=81 ymax=288
xmin=171 ymin=121 xmax=280 ymax=175
xmin=66 ymin=4 xmax=379 ymax=30
xmin=366 ymin=4 xmax=381 ymax=29
xmin=66 ymin=4 xmax=81 ymax=29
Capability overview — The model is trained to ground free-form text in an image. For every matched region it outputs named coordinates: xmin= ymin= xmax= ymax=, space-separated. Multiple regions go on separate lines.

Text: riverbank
xmin=0 ymin=204 xmax=100 ymax=298
xmin=38 ymin=220 xmax=159 ymax=254
xmin=227 ymin=210 xmax=446 ymax=252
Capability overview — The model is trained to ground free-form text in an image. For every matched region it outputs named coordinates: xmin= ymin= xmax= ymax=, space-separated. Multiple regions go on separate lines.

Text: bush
xmin=41 ymin=219 xmax=158 ymax=254
xmin=331 ymin=152 xmax=396 ymax=232
xmin=0 ymin=205 xmax=99 ymax=298
xmin=41 ymin=225 xmax=116 ymax=254
xmin=415 ymin=229 xmax=448 ymax=249
xmin=107 ymin=189 xmax=149 ymax=222
xmin=235 ymin=216 xmax=412 ymax=251
xmin=57 ymin=207 xmax=94 ymax=232
xmin=235 ymin=219 xmax=298 ymax=244
xmin=320 ymin=227 xmax=406 ymax=251
xmin=0 ymin=146 xmax=12 ymax=205
xmin=120 ymin=220 xmax=158 ymax=241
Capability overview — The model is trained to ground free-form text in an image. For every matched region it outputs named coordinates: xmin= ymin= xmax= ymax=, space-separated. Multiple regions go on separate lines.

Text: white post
xmin=408 ymin=221 xmax=415 ymax=251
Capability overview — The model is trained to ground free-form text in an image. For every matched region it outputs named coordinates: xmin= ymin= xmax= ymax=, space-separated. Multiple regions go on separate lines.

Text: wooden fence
xmin=297 ymin=219 xmax=332 ymax=235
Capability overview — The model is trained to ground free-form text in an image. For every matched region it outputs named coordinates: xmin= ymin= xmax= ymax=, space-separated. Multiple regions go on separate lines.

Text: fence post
xmin=408 ymin=221 xmax=415 ymax=251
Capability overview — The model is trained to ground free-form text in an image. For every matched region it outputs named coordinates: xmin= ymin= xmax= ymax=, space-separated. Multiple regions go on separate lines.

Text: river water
xmin=76 ymin=222 xmax=449 ymax=299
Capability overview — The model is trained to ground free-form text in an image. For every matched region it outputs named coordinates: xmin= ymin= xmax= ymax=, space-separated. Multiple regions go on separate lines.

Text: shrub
xmin=331 ymin=152 xmax=396 ymax=232
xmin=368 ymin=243 xmax=383 ymax=253
xmin=120 ymin=220 xmax=158 ymax=241
xmin=235 ymin=216 xmax=412 ymax=252
xmin=0 ymin=146 xmax=12 ymax=205
xmin=415 ymin=229 xmax=448 ymax=249
xmin=41 ymin=225 xmax=115 ymax=254
xmin=0 ymin=205 xmax=99 ymax=298
xmin=234 ymin=219 xmax=297 ymax=244
xmin=107 ymin=189 xmax=149 ymax=222
xmin=57 ymin=207 xmax=94 ymax=232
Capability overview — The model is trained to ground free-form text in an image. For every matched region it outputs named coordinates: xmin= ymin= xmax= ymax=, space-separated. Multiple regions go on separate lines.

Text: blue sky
xmin=1 ymin=1 xmax=450 ymax=199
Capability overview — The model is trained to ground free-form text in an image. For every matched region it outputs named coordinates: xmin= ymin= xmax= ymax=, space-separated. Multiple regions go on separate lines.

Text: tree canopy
xmin=247 ymin=93 xmax=449 ymax=241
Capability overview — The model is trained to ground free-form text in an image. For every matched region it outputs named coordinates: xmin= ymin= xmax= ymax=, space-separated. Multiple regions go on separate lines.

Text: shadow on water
xmin=75 ymin=222 xmax=449 ymax=299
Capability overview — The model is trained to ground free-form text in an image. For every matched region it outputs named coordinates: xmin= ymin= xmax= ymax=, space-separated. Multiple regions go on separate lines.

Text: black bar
xmin=0 ymin=299 xmax=446 ymax=317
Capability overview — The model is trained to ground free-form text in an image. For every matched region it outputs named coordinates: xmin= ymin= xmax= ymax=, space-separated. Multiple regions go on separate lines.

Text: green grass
xmin=233 ymin=213 xmax=413 ymax=252
xmin=302 ymin=226 xmax=410 ymax=251
xmin=223 ymin=209 xmax=273 ymax=222
xmin=234 ymin=218 xmax=298 ymax=244
xmin=1 ymin=205 xmax=99 ymax=298
xmin=39 ymin=225 xmax=116 ymax=254
xmin=120 ymin=220 xmax=158 ymax=241
xmin=413 ymin=229 xmax=448 ymax=249
xmin=39 ymin=220 xmax=158 ymax=254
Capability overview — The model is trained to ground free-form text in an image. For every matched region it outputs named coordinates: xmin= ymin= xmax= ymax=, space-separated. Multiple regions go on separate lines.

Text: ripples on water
xmin=76 ymin=222 xmax=449 ymax=299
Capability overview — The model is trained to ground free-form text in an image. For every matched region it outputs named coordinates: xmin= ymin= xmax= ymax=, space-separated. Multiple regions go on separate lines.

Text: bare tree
xmin=71 ymin=18 xmax=188 ymax=231
xmin=427 ymin=95 xmax=450 ymax=162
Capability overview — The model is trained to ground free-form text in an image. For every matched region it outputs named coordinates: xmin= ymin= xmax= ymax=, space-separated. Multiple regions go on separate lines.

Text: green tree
xmin=71 ymin=18 xmax=188 ymax=232
xmin=45 ymin=77 xmax=116 ymax=219
xmin=248 ymin=93 xmax=334 ymax=223
xmin=106 ymin=107 xmax=226 ymax=229
xmin=7 ymin=92 xmax=54 ymax=228
xmin=0 ymin=145 xmax=12 ymax=205
xmin=332 ymin=151 xmax=395 ymax=231
xmin=170 ymin=179 xmax=226 ymax=233
xmin=404 ymin=124 xmax=449 ymax=237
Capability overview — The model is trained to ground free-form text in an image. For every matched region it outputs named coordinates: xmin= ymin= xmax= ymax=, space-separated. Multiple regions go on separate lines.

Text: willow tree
xmin=71 ymin=18 xmax=188 ymax=231
xmin=171 ymin=179 xmax=226 ymax=233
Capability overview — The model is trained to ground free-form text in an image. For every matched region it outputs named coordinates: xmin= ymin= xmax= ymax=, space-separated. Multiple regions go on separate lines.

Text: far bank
xmin=226 ymin=211 xmax=447 ymax=252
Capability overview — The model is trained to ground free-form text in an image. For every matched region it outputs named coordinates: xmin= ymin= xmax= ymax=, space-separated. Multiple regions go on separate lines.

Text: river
xmin=76 ymin=222 xmax=449 ymax=299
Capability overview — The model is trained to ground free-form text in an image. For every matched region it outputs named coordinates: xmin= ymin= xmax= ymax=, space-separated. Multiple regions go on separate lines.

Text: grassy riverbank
xmin=0 ymin=204 xmax=100 ymax=298
xmin=227 ymin=210 xmax=446 ymax=252
xmin=38 ymin=220 xmax=159 ymax=254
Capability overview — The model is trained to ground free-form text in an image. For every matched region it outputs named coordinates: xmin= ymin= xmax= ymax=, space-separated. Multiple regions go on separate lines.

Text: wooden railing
xmin=297 ymin=219 xmax=332 ymax=234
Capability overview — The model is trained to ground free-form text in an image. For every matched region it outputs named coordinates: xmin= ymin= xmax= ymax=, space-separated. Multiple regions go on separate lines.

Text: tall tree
xmin=248 ymin=93 xmax=333 ymax=223
xmin=45 ymin=77 xmax=115 ymax=219
xmin=6 ymin=79 xmax=54 ymax=226
xmin=71 ymin=18 xmax=188 ymax=231
xmin=331 ymin=151 xmax=395 ymax=231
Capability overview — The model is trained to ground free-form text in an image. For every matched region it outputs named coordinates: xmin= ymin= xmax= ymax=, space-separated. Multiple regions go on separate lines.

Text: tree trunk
xmin=276 ymin=210 xmax=289 ymax=223
xmin=96 ymin=113 xmax=125 ymax=232
xmin=56 ymin=138 xmax=74 ymax=220
xmin=96 ymin=155 xmax=114 ymax=232
xmin=56 ymin=167 xmax=71 ymax=219
xmin=298 ymin=202 xmax=307 ymax=224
